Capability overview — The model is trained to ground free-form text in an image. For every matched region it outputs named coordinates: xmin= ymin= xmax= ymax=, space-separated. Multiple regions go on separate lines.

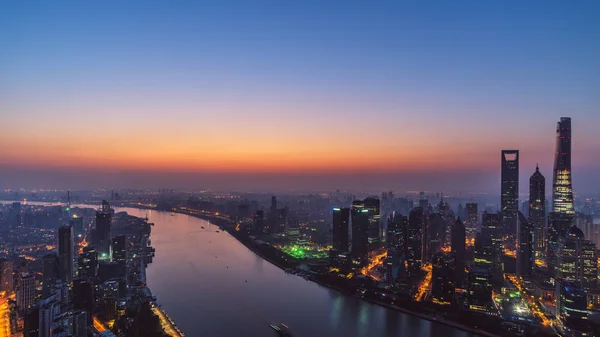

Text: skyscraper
xmin=482 ymin=212 xmax=503 ymax=282
xmin=465 ymin=203 xmax=478 ymax=239
xmin=386 ymin=212 xmax=407 ymax=274
xmin=407 ymin=207 xmax=424 ymax=272
xmin=501 ymin=150 xmax=519 ymax=236
xmin=552 ymin=117 xmax=574 ymax=215
xmin=112 ymin=235 xmax=127 ymax=264
xmin=78 ymin=246 xmax=99 ymax=280
xmin=451 ymin=218 xmax=466 ymax=286
xmin=16 ymin=271 xmax=35 ymax=313
xmin=70 ymin=215 xmax=85 ymax=241
xmin=516 ymin=212 xmax=534 ymax=277
xmin=58 ymin=225 xmax=74 ymax=283
xmin=556 ymin=225 xmax=597 ymax=291
xmin=364 ymin=197 xmax=381 ymax=247
xmin=253 ymin=210 xmax=264 ymax=233
xmin=529 ymin=165 xmax=546 ymax=258
xmin=0 ymin=259 xmax=13 ymax=293
xmin=351 ymin=201 xmax=370 ymax=264
xmin=431 ymin=252 xmax=455 ymax=305
xmin=95 ymin=200 xmax=112 ymax=260
xmin=42 ymin=253 xmax=59 ymax=298
xmin=332 ymin=207 xmax=350 ymax=252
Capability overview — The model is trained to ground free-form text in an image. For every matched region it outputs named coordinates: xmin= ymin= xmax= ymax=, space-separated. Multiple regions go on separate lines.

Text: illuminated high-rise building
xmin=473 ymin=232 xmax=493 ymax=268
xmin=16 ymin=271 xmax=36 ymax=313
xmin=501 ymin=150 xmax=519 ymax=236
xmin=516 ymin=212 xmax=534 ymax=277
xmin=95 ymin=200 xmax=112 ymax=260
xmin=364 ymin=197 xmax=381 ymax=246
xmin=556 ymin=280 xmax=592 ymax=336
xmin=385 ymin=212 xmax=408 ymax=264
xmin=0 ymin=258 xmax=13 ymax=293
xmin=112 ymin=235 xmax=127 ymax=264
xmin=556 ymin=225 xmax=597 ymax=291
xmin=550 ymin=117 xmax=575 ymax=248
xmin=431 ymin=252 xmax=454 ymax=305
xmin=58 ymin=225 xmax=74 ymax=283
xmin=332 ymin=207 xmax=350 ymax=252
xmin=481 ymin=212 xmax=503 ymax=282
xmin=70 ymin=215 xmax=85 ymax=241
xmin=426 ymin=213 xmax=446 ymax=262
xmin=528 ymin=165 xmax=546 ymax=258
xmin=42 ymin=254 xmax=59 ymax=298
xmin=407 ymin=207 xmax=424 ymax=273
xmin=78 ymin=246 xmax=99 ymax=280
xmin=552 ymin=117 xmax=574 ymax=215
xmin=465 ymin=203 xmax=478 ymax=239
xmin=351 ymin=201 xmax=369 ymax=264
xmin=451 ymin=218 xmax=466 ymax=286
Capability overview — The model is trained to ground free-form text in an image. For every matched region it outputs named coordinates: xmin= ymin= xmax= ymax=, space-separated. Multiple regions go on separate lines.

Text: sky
xmin=1 ymin=1 xmax=599 ymax=193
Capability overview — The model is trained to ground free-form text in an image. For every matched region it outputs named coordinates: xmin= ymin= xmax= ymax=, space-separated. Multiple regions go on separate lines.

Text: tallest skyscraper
xmin=552 ymin=117 xmax=574 ymax=215
xmin=549 ymin=117 xmax=574 ymax=245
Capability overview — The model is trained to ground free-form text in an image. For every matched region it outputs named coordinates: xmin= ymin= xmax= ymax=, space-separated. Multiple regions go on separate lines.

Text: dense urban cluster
xmin=0 ymin=199 xmax=172 ymax=337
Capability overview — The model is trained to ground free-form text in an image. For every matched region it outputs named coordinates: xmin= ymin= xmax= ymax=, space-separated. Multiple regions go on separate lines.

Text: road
xmin=506 ymin=275 xmax=552 ymax=327
xmin=0 ymin=296 xmax=9 ymax=337
xmin=414 ymin=264 xmax=432 ymax=302
xmin=152 ymin=306 xmax=185 ymax=337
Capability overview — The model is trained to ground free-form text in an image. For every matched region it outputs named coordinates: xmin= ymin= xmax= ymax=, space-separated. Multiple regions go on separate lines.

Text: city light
xmin=414 ymin=264 xmax=432 ymax=302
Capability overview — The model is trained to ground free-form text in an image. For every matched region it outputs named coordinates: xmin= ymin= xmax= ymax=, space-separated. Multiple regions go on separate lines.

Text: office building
xmin=332 ymin=207 xmax=350 ymax=251
xmin=112 ymin=235 xmax=127 ymax=264
xmin=465 ymin=203 xmax=478 ymax=239
xmin=426 ymin=213 xmax=446 ymax=262
xmin=70 ymin=216 xmax=85 ymax=241
xmin=95 ymin=200 xmax=112 ymax=260
xmin=556 ymin=280 xmax=591 ymax=336
xmin=39 ymin=296 xmax=61 ymax=337
xmin=351 ymin=201 xmax=370 ymax=265
xmin=0 ymin=258 xmax=13 ymax=293
xmin=58 ymin=225 xmax=74 ymax=283
xmin=77 ymin=246 xmax=98 ymax=280
xmin=451 ymin=218 xmax=466 ymax=286
xmin=42 ymin=254 xmax=60 ymax=299
xmin=466 ymin=265 xmax=494 ymax=314
xmin=552 ymin=117 xmax=574 ymax=215
xmin=528 ymin=165 xmax=546 ymax=258
xmin=431 ymin=252 xmax=454 ymax=305
xmin=501 ymin=150 xmax=519 ymax=236
xmin=407 ymin=207 xmax=424 ymax=273
xmin=253 ymin=210 xmax=264 ymax=233
xmin=556 ymin=225 xmax=597 ymax=291
xmin=516 ymin=212 xmax=534 ymax=277
xmin=73 ymin=279 xmax=95 ymax=322
xmin=482 ymin=212 xmax=503 ymax=282
xmin=386 ymin=212 xmax=407 ymax=281
xmin=364 ymin=197 xmax=381 ymax=246
xmin=16 ymin=271 xmax=36 ymax=313
xmin=473 ymin=232 xmax=494 ymax=268
xmin=23 ymin=307 xmax=40 ymax=337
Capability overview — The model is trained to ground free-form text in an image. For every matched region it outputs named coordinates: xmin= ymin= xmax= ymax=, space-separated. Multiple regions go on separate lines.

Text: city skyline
xmin=2 ymin=1 xmax=599 ymax=192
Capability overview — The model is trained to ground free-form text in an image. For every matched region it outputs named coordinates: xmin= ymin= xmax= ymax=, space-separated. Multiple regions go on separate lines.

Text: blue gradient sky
xmin=1 ymin=1 xmax=599 ymax=192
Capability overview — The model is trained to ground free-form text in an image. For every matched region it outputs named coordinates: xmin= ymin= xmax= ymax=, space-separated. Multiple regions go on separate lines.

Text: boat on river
xmin=269 ymin=322 xmax=293 ymax=336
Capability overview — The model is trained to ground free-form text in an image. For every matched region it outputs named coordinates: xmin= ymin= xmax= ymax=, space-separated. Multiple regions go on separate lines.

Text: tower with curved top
xmin=552 ymin=117 xmax=574 ymax=215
